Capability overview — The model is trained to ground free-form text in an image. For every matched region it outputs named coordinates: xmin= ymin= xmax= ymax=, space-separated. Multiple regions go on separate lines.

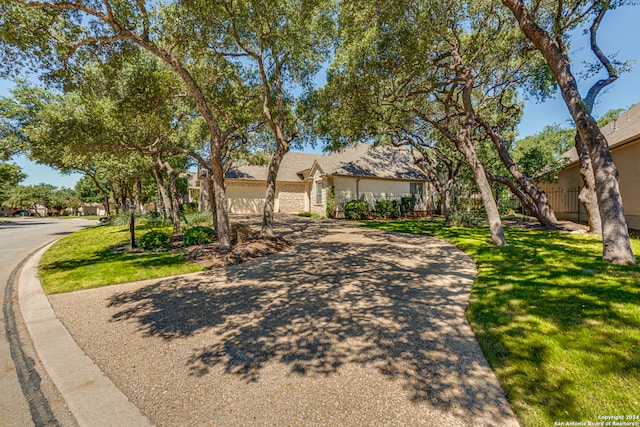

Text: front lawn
xmin=364 ymin=219 xmax=640 ymax=427
xmin=39 ymin=224 xmax=202 ymax=294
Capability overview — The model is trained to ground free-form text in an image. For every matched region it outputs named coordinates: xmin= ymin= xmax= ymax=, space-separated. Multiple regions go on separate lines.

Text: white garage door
xmin=226 ymin=184 xmax=266 ymax=214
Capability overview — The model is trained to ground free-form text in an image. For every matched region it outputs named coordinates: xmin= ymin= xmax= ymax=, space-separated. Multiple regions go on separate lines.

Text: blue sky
xmin=2 ymin=3 xmax=639 ymax=188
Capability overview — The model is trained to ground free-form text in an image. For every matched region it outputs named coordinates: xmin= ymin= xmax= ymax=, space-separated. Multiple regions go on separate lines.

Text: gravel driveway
xmin=49 ymin=216 xmax=519 ymax=426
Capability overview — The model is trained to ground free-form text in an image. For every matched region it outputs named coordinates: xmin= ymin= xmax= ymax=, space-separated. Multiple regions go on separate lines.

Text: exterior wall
xmin=276 ymin=183 xmax=306 ymax=213
xmin=310 ymin=171 xmax=327 ymax=217
xmin=614 ymin=139 xmax=640 ymax=229
xmin=79 ymin=204 xmax=107 ymax=216
xmin=333 ymin=176 xmax=429 ymax=213
xmin=225 ymin=180 xmax=307 ymax=214
xmin=540 ymin=138 xmax=640 ymax=229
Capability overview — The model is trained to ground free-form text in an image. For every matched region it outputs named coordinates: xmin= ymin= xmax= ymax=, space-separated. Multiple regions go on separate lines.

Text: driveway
xmin=48 ymin=216 xmax=519 ymax=426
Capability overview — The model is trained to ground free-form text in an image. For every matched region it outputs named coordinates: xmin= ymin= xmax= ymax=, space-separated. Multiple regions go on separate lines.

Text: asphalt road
xmin=0 ymin=217 xmax=93 ymax=427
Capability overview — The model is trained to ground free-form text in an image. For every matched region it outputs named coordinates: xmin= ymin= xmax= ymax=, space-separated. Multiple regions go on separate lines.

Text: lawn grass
xmin=39 ymin=223 xmax=202 ymax=294
xmin=364 ymin=219 xmax=640 ymax=427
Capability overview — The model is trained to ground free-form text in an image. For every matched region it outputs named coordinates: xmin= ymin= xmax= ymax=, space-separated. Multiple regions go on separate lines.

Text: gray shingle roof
xmin=562 ymin=103 xmax=640 ymax=164
xmin=225 ymin=143 xmax=428 ymax=182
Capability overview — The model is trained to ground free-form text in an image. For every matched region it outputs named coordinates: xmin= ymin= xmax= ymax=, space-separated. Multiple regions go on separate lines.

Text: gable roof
xmin=225 ymin=143 xmax=428 ymax=182
xmin=562 ymin=103 xmax=640 ymax=164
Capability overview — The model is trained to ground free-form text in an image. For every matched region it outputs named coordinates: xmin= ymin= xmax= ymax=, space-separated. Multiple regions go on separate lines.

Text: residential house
xmin=77 ymin=202 xmax=107 ymax=216
xmin=539 ymin=103 xmax=640 ymax=229
xmin=197 ymin=143 xmax=433 ymax=217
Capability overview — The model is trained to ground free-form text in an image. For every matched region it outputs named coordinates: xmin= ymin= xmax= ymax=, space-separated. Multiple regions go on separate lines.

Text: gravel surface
xmin=49 ymin=216 xmax=519 ymax=426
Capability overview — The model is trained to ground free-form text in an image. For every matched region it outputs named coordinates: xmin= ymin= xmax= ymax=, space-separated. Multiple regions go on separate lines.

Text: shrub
xmin=181 ymin=211 xmax=213 ymax=229
xmin=111 ymin=213 xmax=133 ymax=227
xmin=143 ymin=211 xmax=172 ymax=228
xmin=183 ymin=226 xmax=215 ymax=246
xmin=400 ymin=196 xmax=416 ymax=217
xmin=448 ymin=211 xmax=480 ymax=227
xmin=139 ymin=230 xmax=172 ymax=250
xmin=325 ymin=185 xmax=335 ymax=218
xmin=344 ymin=199 xmax=370 ymax=220
xmin=375 ymin=199 xmax=399 ymax=219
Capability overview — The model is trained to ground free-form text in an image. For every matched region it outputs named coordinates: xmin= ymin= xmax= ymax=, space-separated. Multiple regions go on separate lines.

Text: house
xmin=197 ymin=143 xmax=433 ymax=217
xmin=1 ymin=206 xmax=20 ymax=217
xmin=539 ymin=103 xmax=640 ymax=229
xmin=77 ymin=202 xmax=107 ymax=216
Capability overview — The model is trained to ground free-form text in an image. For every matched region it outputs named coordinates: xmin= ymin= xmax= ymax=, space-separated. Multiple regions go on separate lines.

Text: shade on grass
xmin=39 ymin=224 xmax=202 ymax=294
xmin=364 ymin=220 xmax=640 ymax=427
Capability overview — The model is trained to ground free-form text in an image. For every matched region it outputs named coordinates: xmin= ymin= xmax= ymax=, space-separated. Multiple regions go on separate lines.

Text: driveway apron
xmin=49 ymin=216 xmax=519 ymax=426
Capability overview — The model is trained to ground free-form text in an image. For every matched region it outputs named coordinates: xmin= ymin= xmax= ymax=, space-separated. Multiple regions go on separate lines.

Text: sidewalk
xmin=24 ymin=216 xmax=520 ymax=426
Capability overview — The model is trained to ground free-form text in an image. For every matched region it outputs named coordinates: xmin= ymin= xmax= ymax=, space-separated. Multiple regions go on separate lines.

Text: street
xmin=1 ymin=217 xmax=93 ymax=427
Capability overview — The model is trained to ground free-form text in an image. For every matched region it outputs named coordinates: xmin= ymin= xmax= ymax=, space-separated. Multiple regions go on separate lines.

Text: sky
xmin=1 ymin=4 xmax=639 ymax=188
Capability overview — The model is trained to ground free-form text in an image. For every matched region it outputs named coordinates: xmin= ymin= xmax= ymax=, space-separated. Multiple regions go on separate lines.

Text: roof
xmin=562 ymin=103 xmax=640 ymax=164
xmin=225 ymin=143 xmax=429 ymax=182
xmin=226 ymin=152 xmax=322 ymax=181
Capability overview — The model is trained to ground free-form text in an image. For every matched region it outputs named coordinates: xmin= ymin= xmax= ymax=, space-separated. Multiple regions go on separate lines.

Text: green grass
xmin=39 ymin=223 xmax=202 ymax=294
xmin=363 ymin=219 xmax=640 ymax=427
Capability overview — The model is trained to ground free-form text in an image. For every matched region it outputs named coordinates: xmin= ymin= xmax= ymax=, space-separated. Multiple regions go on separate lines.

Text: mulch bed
xmin=183 ymin=235 xmax=291 ymax=269
xmin=111 ymin=225 xmax=292 ymax=270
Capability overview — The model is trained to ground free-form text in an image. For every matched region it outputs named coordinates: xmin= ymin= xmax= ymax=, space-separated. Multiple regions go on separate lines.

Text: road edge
xmin=18 ymin=242 xmax=154 ymax=427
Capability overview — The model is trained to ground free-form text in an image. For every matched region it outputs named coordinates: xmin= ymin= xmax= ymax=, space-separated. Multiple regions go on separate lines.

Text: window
xmin=316 ymin=181 xmax=323 ymax=205
xmin=410 ymin=182 xmax=424 ymax=195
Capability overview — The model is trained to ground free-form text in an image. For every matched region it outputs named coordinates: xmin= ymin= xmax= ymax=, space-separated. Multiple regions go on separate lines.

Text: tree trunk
xmin=502 ymin=0 xmax=636 ymax=265
xmin=206 ymin=175 xmax=217 ymax=227
xmin=135 ymin=179 xmax=142 ymax=212
xmin=478 ymin=117 xmax=558 ymax=226
xmin=487 ymin=172 xmax=545 ymax=223
xmin=261 ymin=144 xmax=287 ymax=237
xmin=442 ymin=187 xmax=453 ymax=223
xmin=459 ymin=140 xmax=507 ymax=245
xmin=86 ymin=173 xmax=111 ymax=221
xmin=162 ymin=160 xmax=182 ymax=233
xmin=152 ymin=165 xmax=173 ymax=220
xmin=209 ymin=149 xmax=231 ymax=250
xmin=576 ymin=135 xmax=602 ymax=234
xmin=455 ymin=63 xmax=506 ymax=245
xmin=112 ymin=187 xmax=120 ymax=215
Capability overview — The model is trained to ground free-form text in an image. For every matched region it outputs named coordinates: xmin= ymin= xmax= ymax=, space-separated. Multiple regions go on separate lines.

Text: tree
xmin=501 ymin=0 xmax=636 ymax=264
xmin=512 ymin=124 xmax=574 ymax=180
xmin=312 ymin=0 xmax=513 ymax=245
xmin=1 ymin=0 xmax=256 ymax=250
xmin=75 ymin=175 xmax=105 ymax=204
xmin=0 ymin=162 xmax=26 ymax=202
xmin=4 ymin=183 xmax=70 ymax=216
xmin=181 ymin=0 xmax=335 ymax=236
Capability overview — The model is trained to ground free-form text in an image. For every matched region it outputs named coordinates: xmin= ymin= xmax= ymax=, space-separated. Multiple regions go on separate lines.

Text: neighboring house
xmin=197 ymin=143 xmax=433 ymax=216
xmin=77 ymin=202 xmax=107 ymax=216
xmin=1 ymin=206 xmax=19 ymax=217
xmin=539 ymin=103 xmax=640 ymax=229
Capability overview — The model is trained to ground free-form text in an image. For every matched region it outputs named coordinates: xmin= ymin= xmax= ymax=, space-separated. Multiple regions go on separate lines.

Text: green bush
xmin=183 ymin=226 xmax=215 ymax=246
xmin=143 ymin=211 xmax=172 ymax=228
xmin=139 ymin=230 xmax=172 ymax=250
xmin=344 ymin=199 xmax=370 ymax=220
xmin=375 ymin=199 xmax=399 ymax=219
xmin=181 ymin=211 xmax=213 ymax=229
xmin=111 ymin=213 xmax=133 ymax=226
xmin=448 ymin=211 xmax=480 ymax=227
xmin=400 ymin=196 xmax=416 ymax=217
xmin=326 ymin=185 xmax=335 ymax=218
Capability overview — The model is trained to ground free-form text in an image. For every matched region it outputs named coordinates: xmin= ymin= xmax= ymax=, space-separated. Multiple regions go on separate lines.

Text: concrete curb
xmin=18 ymin=242 xmax=153 ymax=427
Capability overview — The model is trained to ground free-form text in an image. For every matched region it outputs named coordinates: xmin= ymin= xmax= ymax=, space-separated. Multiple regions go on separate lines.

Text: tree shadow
xmin=108 ymin=218 xmax=515 ymax=423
